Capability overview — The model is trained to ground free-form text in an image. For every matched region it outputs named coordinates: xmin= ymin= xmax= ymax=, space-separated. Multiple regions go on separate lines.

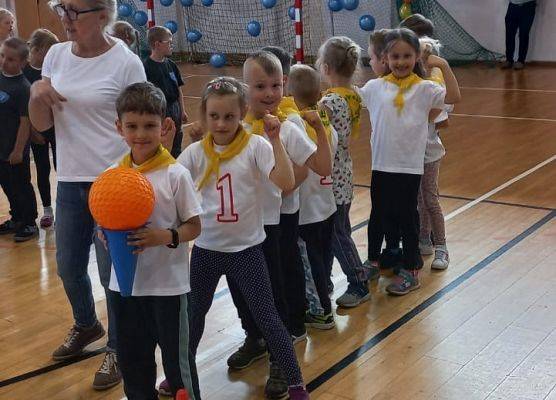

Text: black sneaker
xmin=14 ymin=224 xmax=38 ymax=242
xmin=52 ymin=321 xmax=106 ymax=361
xmin=0 ymin=220 xmax=16 ymax=235
xmin=264 ymin=361 xmax=288 ymax=399
xmin=226 ymin=337 xmax=268 ymax=370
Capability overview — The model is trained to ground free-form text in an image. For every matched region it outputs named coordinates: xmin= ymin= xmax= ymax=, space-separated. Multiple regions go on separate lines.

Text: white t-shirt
xmin=108 ymin=163 xmax=202 ymax=296
xmin=358 ymin=78 xmax=445 ymax=175
xmin=243 ymin=119 xmax=316 ymax=223
xmin=178 ymin=135 xmax=275 ymax=252
xmin=42 ymin=41 xmax=146 ymax=182
xmin=425 ymin=104 xmax=454 ymax=164
xmin=299 ymin=128 xmax=338 ymax=225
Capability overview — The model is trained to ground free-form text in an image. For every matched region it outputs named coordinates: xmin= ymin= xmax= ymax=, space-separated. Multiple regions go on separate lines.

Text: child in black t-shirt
xmin=23 ymin=28 xmax=59 ymax=229
xmin=0 ymin=38 xmax=38 ymax=241
xmin=144 ymin=26 xmax=188 ymax=158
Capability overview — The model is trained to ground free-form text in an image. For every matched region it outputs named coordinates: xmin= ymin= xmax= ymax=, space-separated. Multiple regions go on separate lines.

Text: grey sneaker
xmin=305 ymin=312 xmax=335 ymax=330
xmin=419 ymin=239 xmax=434 ymax=256
xmin=264 ymin=362 xmax=288 ymax=399
xmin=514 ymin=62 xmax=525 ymax=70
xmin=386 ymin=269 xmax=420 ymax=296
xmin=431 ymin=245 xmax=449 ymax=270
xmin=336 ymin=284 xmax=371 ymax=308
xmin=93 ymin=352 xmax=122 ymax=390
xmin=52 ymin=321 xmax=105 ymax=361
xmin=226 ymin=337 xmax=268 ymax=369
xmin=361 ymin=259 xmax=380 ymax=281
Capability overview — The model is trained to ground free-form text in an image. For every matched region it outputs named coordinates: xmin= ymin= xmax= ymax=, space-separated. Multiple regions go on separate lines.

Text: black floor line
xmin=1 ymin=209 xmax=553 ymax=390
xmin=306 ymin=210 xmax=555 ymax=393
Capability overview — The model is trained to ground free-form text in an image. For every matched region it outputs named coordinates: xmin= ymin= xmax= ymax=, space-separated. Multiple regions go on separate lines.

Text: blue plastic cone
xmin=104 ymin=229 xmax=138 ymax=297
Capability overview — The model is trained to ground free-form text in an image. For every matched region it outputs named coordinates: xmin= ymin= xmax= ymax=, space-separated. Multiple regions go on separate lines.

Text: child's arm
xmin=127 ymin=216 xmax=201 ymax=254
xmin=300 ymin=110 xmax=332 ymax=177
xmin=425 ymin=55 xmax=461 ymax=105
xmin=178 ymin=86 xmax=189 ymax=123
xmin=29 ymin=79 xmax=66 ymax=132
xmin=265 ymin=114 xmax=295 ymax=192
xmin=282 ymin=163 xmax=309 ymax=197
xmin=8 ymin=117 xmax=31 ymax=165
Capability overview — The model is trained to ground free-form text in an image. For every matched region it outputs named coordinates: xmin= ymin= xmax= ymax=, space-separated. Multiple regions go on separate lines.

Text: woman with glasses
xmin=28 ymin=0 xmax=146 ymax=391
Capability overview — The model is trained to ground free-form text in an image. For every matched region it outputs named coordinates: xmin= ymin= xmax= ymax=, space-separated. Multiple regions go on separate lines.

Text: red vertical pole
xmin=294 ymin=0 xmax=303 ymax=64
xmin=146 ymin=0 xmax=155 ymax=28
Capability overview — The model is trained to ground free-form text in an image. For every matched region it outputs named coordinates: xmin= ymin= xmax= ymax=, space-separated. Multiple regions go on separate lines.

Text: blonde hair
xmin=147 ymin=26 xmax=171 ymax=48
xmin=288 ymin=64 xmax=321 ymax=107
xmin=244 ymin=50 xmax=283 ymax=81
xmin=48 ymin=0 xmax=116 ymax=28
xmin=316 ymin=36 xmax=360 ymax=78
xmin=28 ymin=28 xmax=59 ymax=51
xmin=419 ymin=36 xmax=441 ymax=57
xmin=0 ymin=8 xmax=14 ymax=22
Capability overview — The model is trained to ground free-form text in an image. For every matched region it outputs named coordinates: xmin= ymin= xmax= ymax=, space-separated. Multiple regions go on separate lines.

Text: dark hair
xmin=384 ymin=28 xmax=426 ymax=78
xmin=244 ymin=50 xmax=283 ymax=79
xmin=147 ymin=26 xmax=171 ymax=48
xmin=262 ymin=46 xmax=292 ymax=76
xmin=316 ymin=36 xmax=360 ymax=78
xmin=368 ymin=29 xmax=391 ymax=58
xmin=200 ymin=76 xmax=248 ymax=118
xmin=28 ymin=28 xmax=59 ymax=51
xmin=2 ymin=37 xmax=29 ymax=60
xmin=116 ymin=82 xmax=166 ymax=119
xmin=399 ymin=13 xmax=434 ymax=38
xmin=288 ymin=64 xmax=320 ymax=107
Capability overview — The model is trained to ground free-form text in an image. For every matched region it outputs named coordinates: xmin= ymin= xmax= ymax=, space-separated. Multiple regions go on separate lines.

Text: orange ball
xmin=89 ymin=167 xmax=155 ymax=230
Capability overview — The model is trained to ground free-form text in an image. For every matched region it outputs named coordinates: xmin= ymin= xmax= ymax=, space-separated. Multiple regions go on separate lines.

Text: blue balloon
xmin=201 ymin=0 xmax=213 ymax=5
xmin=164 ymin=20 xmax=178 ymax=34
xmin=210 ymin=53 xmax=226 ymax=68
xmin=186 ymin=29 xmax=202 ymax=42
xmin=288 ymin=6 xmax=296 ymax=20
xmin=328 ymin=0 xmax=343 ymax=12
xmin=261 ymin=0 xmax=276 ymax=9
xmin=180 ymin=0 xmax=193 ymax=6
xmin=359 ymin=14 xmax=376 ymax=31
xmin=343 ymin=0 xmax=359 ymax=10
xmin=117 ymin=3 xmax=132 ymax=17
xmin=247 ymin=20 xmax=261 ymax=37
xmin=160 ymin=0 xmax=173 ymax=6
xmin=133 ymin=10 xmax=148 ymax=26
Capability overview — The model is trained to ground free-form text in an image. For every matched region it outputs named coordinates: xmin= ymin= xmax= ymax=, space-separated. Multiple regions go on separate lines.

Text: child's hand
xmin=423 ymin=54 xmax=448 ymax=70
xmin=301 ymin=109 xmax=324 ymax=130
xmin=127 ymin=227 xmax=172 ymax=254
xmin=188 ymin=121 xmax=205 ymax=142
xmin=161 ymin=117 xmax=176 ymax=152
xmin=97 ymin=228 xmax=108 ymax=250
xmin=263 ymin=112 xmax=281 ymax=140
xmin=8 ymin=150 xmax=23 ymax=165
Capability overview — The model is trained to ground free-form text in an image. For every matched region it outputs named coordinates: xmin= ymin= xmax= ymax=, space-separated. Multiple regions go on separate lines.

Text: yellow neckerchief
xmin=197 ymin=127 xmax=251 ymax=190
xmin=383 ymin=72 xmax=424 ymax=114
xmin=279 ymin=96 xmax=300 ymax=116
xmin=323 ymin=86 xmax=362 ymax=139
xmin=244 ymin=109 xmax=287 ymax=136
xmin=301 ymin=106 xmax=332 ymax=143
xmin=119 ymin=144 xmax=175 ymax=173
xmin=428 ymin=67 xmax=445 ymax=86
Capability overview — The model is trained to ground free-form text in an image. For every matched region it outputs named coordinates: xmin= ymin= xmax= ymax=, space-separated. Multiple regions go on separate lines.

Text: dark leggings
xmin=30 ymin=130 xmax=56 ymax=208
xmin=188 ymin=244 xmax=303 ymax=393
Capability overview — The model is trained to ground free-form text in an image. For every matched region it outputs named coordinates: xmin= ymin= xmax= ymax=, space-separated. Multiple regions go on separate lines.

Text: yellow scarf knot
xmin=244 ymin=101 xmax=290 ymax=136
xmin=119 ymin=144 xmax=176 ymax=173
xmin=383 ymin=72 xmax=423 ymax=114
xmin=323 ymin=87 xmax=362 ymax=139
xmin=301 ymin=106 xmax=333 ymax=143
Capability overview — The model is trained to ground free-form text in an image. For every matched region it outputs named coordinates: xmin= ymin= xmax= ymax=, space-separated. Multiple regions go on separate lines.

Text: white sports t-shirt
xmin=178 ymin=135 xmax=275 ymax=252
xmin=243 ymin=119 xmax=316 ymax=224
xmin=42 ymin=41 xmax=146 ymax=182
xmin=108 ymin=163 xmax=202 ymax=296
xmin=358 ymin=78 xmax=445 ymax=175
xmin=425 ymin=104 xmax=454 ymax=164
xmin=299 ymin=128 xmax=338 ymax=225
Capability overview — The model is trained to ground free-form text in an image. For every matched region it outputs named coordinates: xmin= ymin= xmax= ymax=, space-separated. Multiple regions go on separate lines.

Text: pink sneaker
xmin=158 ymin=378 xmax=171 ymax=397
xmin=288 ymin=385 xmax=310 ymax=399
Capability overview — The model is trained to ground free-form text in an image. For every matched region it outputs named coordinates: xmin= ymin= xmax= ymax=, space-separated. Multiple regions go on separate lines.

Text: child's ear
xmin=115 ymin=119 xmax=123 ymax=136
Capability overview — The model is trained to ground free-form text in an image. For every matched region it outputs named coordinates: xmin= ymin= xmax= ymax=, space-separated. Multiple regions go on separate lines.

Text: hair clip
xmin=211 ymin=81 xmax=223 ymax=90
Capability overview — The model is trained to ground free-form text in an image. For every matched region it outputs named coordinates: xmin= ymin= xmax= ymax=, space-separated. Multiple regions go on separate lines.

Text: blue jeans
xmin=55 ymin=182 xmax=117 ymax=351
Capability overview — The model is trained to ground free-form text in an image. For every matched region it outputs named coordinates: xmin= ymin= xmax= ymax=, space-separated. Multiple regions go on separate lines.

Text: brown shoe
xmin=52 ymin=321 xmax=105 ymax=361
xmin=500 ymin=61 xmax=513 ymax=69
xmin=93 ymin=352 xmax=122 ymax=390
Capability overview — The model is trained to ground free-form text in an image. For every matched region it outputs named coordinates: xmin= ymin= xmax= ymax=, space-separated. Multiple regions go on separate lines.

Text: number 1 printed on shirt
xmin=216 ymin=173 xmax=239 ymax=222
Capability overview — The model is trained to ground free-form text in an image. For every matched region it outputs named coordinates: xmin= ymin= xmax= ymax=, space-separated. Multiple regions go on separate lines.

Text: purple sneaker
xmin=288 ymin=385 xmax=310 ymax=399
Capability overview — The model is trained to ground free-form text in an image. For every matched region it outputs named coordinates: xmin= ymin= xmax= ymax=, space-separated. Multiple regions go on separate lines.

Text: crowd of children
xmin=2 ymin=5 xmax=462 ymax=399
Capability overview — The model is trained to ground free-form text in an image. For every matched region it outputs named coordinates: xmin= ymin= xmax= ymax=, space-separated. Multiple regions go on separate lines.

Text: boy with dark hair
xmin=0 ymin=37 xmax=38 ymax=241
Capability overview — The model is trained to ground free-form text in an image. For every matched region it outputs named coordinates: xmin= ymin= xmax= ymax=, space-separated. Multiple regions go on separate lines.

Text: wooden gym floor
xmin=0 ymin=62 xmax=555 ymax=400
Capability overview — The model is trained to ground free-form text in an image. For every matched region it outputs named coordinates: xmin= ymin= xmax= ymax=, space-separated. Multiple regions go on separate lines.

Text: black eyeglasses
xmin=53 ymin=3 xmax=103 ymax=21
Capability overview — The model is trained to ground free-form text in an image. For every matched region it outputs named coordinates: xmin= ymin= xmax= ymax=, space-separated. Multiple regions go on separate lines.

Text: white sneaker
xmin=419 ymin=239 xmax=434 ymax=256
xmin=431 ymin=245 xmax=449 ymax=270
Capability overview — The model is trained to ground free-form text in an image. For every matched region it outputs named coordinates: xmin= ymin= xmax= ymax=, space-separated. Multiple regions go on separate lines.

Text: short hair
xmin=28 ymin=29 xmax=59 ymax=51
xmin=116 ymin=82 xmax=167 ymax=119
xmin=200 ymin=76 xmax=248 ymax=119
xmin=262 ymin=46 xmax=292 ymax=76
xmin=399 ymin=13 xmax=434 ymax=38
xmin=147 ymin=26 xmax=171 ymax=48
xmin=110 ymin=21 xmax=136 ymax=45
xmin=244 ymin=50 xmax=283 ymax=81
xmin=316 ymin=36 xmax=360 ymax=78
xmin=368 ymin=29 xmax=391 ymax=58
xmin=48 ymin=0 xmax=116 ymax=28
xmin=3 ymin=37 xmax=29 ymax=60
xmin=288 ymin=65 xmax=320 ymax=107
